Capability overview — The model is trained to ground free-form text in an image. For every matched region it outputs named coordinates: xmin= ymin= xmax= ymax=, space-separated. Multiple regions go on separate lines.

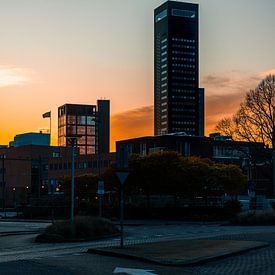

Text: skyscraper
xmin=154 ymin=1 xmax=204 ymax=136
xmin=58 ymin=100 xmax=110 ymax=155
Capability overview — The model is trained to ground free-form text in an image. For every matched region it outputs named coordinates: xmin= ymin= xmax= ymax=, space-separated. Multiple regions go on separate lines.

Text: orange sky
xmin=0 ymin=1 xmax=274 ymax=151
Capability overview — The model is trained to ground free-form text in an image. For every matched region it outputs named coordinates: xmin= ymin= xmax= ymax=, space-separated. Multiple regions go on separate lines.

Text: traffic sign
xmin=97 ymin=180 xmax=105 ymax=195
xmin=116 ymin=172 xmax=129 ymax=185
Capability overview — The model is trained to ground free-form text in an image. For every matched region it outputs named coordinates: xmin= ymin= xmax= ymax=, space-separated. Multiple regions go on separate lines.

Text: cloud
xmin=201 ymin=71 xmax=262 ymax=96
xmin=110 ymin=106 xmax=153 ymax=151
xmin=109 ymin=69 xmax=275 ymax=150
xmin=261 ymin=69 xmax=275 ymax=77
xmin=0 ymin=66 xmax=32 ymax=87
xmin=203 ymin=69 xmax=275 ymax=134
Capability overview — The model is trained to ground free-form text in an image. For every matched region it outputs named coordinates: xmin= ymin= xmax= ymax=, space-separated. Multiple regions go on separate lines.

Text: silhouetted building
xmin=97 ymin=100 xmax=110 ymax=154
xmin=10 ymin=132 xmax=50 ymax=147
xmin=58 ymin=100 xmax=110 ymax=155
xmin=154 ymin=1 xmax=204 ymax=136
xmin=0 ymin=145 xmax=115 ymax=208
xmin=116 ymin=134 xmax=272 ymax=196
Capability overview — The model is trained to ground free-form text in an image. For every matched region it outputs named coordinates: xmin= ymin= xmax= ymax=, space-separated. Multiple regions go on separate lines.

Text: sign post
xmin=116 ymin=172 xmax=129 ymax=249
xmin=97 ymin=180 xmax=105 ymax=217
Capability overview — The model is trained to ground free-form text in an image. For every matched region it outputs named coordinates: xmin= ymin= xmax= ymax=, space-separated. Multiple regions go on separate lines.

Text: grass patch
xmin=231 ymin=210 xmax=275 ymax=225
xmin=35 ymin=216 xmax=119 ymax=243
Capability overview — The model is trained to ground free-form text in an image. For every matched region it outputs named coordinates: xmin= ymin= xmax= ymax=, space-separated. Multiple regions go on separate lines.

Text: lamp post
xmin=273 ymin=107 xmax=275 ymax=197
xmin=67 ymin=137 xmax=78 ymax=224
xmin=1 ymin=155 xmax=5 ymax=213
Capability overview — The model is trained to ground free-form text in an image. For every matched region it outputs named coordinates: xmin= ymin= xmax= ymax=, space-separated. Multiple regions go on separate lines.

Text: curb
xmin=0 ymin=230 xmax=41 ymax=237
xmin=88 ymin=242 xmax=269 ymax=267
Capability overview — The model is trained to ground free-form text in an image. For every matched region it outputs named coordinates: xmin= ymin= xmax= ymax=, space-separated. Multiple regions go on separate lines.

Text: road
xmin=1 ymin=220 xmax=275 ymax=274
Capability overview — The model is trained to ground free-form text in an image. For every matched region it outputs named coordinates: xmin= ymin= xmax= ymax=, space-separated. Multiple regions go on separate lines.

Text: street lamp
xmin=67 ymin=136 xmax=81 ymax=224
xmin=1 ymin=154 xmax=6 ymax=213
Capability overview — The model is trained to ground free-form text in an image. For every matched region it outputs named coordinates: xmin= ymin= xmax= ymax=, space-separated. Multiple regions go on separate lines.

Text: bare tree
xmin=216 ymin=75 xmax=275 ymax=148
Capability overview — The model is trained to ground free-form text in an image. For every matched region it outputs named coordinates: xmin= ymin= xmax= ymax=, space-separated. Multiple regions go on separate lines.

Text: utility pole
xmin=70 ymin=138 xmax=76 ymax=223
xmin=1 ymin=155 xmax=5 ymax=212
xmin=273 ymin=107 xmax=275 ymax=197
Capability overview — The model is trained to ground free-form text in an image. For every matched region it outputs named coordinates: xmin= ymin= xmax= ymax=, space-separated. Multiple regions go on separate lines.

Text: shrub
xmin=36 ymin=216 xmax=119 ymax=243
xmin=223 ymin=200 xmax=242 ymax=217
xmin=231 ymin=210 xmax=275 ymax=225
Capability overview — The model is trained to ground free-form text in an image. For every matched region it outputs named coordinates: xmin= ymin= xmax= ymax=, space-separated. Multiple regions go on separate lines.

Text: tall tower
xmin=154 ymin=1 xmax=204 ymax=136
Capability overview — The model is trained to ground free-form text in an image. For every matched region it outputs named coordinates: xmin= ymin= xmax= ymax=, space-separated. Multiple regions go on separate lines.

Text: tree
xmin=216 ymin=75 xmax=275 ymax=148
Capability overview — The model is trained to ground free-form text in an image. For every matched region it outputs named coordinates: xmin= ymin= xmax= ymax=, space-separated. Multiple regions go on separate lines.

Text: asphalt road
xmin=1 ymin=221 xmax=275 ymax=274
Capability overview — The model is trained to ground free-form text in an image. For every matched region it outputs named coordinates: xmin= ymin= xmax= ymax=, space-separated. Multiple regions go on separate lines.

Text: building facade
xmin=0 ymin=145 xmax=115 ymax=208
xmin=58 ymin=100 xmax=110 ymax=155
xmin=154 ymin=1 xmax=204 ymax=136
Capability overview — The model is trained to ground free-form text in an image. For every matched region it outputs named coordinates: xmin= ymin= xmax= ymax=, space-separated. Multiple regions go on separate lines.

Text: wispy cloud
xmin=0 ymin=66 xmax=32 ymax=88
xmin=201 ymin=71 xmax=262 ymax=96
xmin=110 ymin=106 xmax=153 ymax=151
xmin=203 ymin=69 xmax=275 ymax=134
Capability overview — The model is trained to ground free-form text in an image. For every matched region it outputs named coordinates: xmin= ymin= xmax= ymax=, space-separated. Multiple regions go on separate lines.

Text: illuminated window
xmin=155 ymin=9 xmax=167 ymax=22
xmin=172 ymin=9 xmax=196 ymax=18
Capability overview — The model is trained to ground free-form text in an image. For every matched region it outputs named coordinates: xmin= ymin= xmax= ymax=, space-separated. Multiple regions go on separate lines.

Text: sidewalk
xmin=89 ymin=239 xmax=269 ymax=266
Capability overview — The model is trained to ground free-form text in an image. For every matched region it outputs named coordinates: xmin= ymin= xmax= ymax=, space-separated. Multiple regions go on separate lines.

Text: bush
xmin=231 ymin=210 xmax=275 ymax=225
xmin=35 ymin=216 xmax=119 ymax=243
xmin=223 ymin=200 xmax=242 ymax=217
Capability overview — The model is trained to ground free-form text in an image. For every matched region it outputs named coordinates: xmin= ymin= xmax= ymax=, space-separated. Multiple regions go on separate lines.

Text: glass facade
xmin=58 ymin=104 xmax=97 ymax=155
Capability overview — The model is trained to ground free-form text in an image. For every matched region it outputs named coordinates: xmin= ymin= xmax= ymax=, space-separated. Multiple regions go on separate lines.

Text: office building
xmin=154 ymin=1 xmax=204 ymax=136
xmin=58 ymin=100 xmax=110 ymax=155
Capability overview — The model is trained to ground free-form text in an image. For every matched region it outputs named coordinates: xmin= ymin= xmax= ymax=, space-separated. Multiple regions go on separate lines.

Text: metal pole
xmin=49 ymin=114 xmax=52 ymax=146
xmin=71 ymin=140 xmax=75 ymax=223
xmin=120 ymin=182 xmax=124 ymax=249
xmin=1 ymin=155 xmax=5 ymax=212
xmin=273 ymin=107 xmax=275 ymax=197
xmin=38 ymin=157 xmax=41 ymax=202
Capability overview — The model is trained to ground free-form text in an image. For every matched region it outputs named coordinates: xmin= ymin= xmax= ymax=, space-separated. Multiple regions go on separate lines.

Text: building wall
xmin=97 ymin=100 xmax=110 ymax=154
xmin=0 ymin=145 xmax=115 ymax=207
xmin=116 ymin=135 xmax=272 ymax=196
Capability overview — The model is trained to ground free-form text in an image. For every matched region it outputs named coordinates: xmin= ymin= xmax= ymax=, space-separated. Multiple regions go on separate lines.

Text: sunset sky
xmin=0 ymin=0 xmax=274 ymax=151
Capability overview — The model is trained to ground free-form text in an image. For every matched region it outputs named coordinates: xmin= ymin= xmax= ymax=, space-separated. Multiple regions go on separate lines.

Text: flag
xmin=42 ymin=111 xmax=51 ymax=118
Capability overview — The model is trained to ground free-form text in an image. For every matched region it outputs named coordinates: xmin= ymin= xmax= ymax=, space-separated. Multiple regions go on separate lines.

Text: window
xmin=52 ymin=151 xmax=60 ymax=158
xmin=87 ymin=126 xmax=95 ymax=135
xmin=77 ymin=136 xmax=86 ymax=145
xmin=87 ymin=136 xmax=96 ymax=145
xmin=77 ymin=116 xmax=86 ymax=125
xmin=87 ymin=146 xmax=95 ymax=155
xmin=87 ymin=116 xmax=96 ymax=125
xmin=140 ymin=143 xmax=147 ymax=156
xmin=172 ymin=9 xmax=196 ymax=18
xmin=77 ymin=126 xmax=86 ymax=135
xmin=67 ymin=115 xmax=76 ymax=124
xmin=155 ymin=9 xmax=167 ymax=22
xmin=67 ymin=125 xmax=76 ymax=135
xmin=79 ymin=146 xmax=86 ymax=155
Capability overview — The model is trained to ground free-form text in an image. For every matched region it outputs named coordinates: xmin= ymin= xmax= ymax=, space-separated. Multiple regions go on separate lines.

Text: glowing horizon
xmin=0 ymin=0 xmax=274 ymax=151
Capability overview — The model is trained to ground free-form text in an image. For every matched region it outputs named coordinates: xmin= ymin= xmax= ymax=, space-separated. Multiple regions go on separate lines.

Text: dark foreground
xmin=1 ymin=221 xmax=275 ymax=274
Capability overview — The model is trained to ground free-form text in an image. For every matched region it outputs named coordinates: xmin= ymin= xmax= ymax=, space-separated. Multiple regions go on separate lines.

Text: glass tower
xmin=154 ymin=1 xmax=204 ymax=136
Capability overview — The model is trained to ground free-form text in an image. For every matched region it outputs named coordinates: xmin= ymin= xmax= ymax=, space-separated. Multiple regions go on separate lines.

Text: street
xmin=1 ymin=220 xmax=275 ymax=274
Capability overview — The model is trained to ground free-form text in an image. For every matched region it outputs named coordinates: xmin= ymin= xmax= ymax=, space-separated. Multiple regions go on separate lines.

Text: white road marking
xmin=113 ymin=267 xmax=157 ymax=275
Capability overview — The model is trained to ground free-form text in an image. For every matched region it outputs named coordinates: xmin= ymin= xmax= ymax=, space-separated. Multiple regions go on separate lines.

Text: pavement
xmin=89 ymin=239 xmax=269 ymax=266
xmin=1 ymin=220 xmax=275 ymax=273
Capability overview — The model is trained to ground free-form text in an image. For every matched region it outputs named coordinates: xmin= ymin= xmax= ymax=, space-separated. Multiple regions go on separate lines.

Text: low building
xmin=116 ymin=133 xmax=272 ymax=196
xmin=0 ymin=145 xmax=115 ymax=208
xmin=11 ymin=132 xmax=50 ymax=147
